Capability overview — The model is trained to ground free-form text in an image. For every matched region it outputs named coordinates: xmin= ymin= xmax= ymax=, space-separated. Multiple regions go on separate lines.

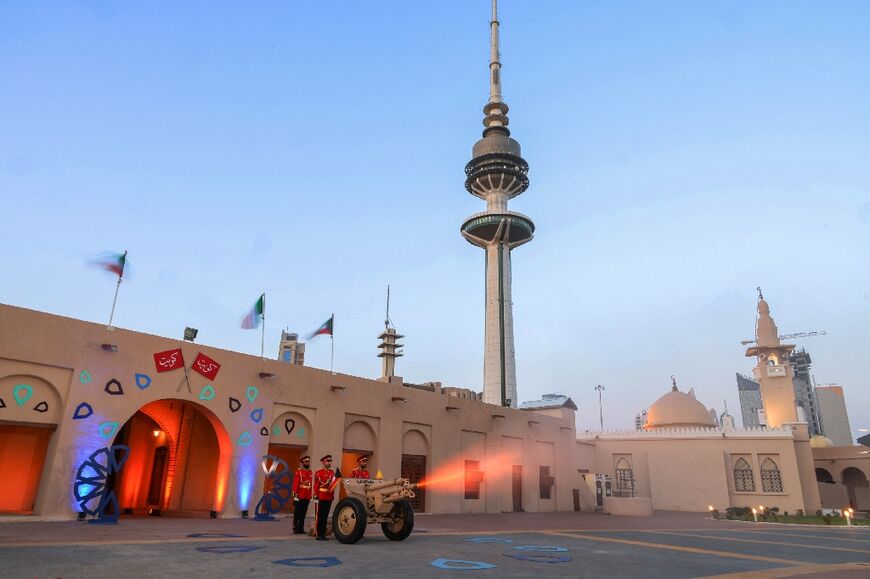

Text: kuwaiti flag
xmin=307 ymin=315 xmax=333 ymax=340
xmin=241 ymin=294 xmax=265 ymax=329
xmin=91 ymin=250 xmax=128 ymax=278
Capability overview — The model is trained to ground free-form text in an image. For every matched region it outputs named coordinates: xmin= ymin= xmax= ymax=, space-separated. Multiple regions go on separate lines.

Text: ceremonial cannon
xmin=331 ymin=477 xmax=417 ymax=544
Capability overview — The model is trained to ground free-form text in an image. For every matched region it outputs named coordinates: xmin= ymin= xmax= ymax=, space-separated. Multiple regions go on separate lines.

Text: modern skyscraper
xmin=789 ymin=349 xmax=822 ymax=437
xmin=461 ymin=0 xmax=534 ymax=408
xmin=736 ymin=372 xmax=763 ymax=428
xmin=816 ymin=385 xmax=854 ymax=446
xmin=278 ymin=331 xmax=305 ymax=366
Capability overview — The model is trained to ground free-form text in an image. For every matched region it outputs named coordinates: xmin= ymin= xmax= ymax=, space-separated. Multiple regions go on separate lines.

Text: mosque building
xmin=1 ymin=3 xmax=867 ymax=521
xmin=574 ymin=294 xmax=869 ymax=516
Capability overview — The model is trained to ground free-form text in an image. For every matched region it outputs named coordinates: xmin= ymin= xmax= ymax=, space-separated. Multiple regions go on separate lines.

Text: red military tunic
xmin=313 ymin=468 xmax=336 ymax=501
xmin=350 ymin=468 xmax=370 ymax=479
xmin=292 ymin=467 xmax=313 ymax=500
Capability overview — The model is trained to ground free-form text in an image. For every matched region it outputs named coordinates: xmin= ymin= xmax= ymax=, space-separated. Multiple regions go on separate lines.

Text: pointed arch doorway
xmin=110 ymin=399 xmax=231 ymax=516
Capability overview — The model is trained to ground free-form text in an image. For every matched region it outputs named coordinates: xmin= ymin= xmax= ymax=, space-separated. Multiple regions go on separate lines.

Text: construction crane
xmin=740 ymin=331 xmax=827 ymax=346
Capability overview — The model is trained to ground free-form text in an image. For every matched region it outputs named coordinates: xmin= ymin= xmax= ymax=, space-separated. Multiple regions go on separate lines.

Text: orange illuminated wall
xmin=113 ymin=412 xmax=163 ymax=513
xmin=0 ymin=424 xmax=53 ymax=513
xmin=180 ymin=411 xmax=219 ymax=511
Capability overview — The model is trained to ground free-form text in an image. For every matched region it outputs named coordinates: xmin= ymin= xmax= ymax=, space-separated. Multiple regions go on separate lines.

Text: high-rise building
xmin=816 ymin=385 xmax=853 ymax=446
xmin=460 ymin=1 xmax=534 ymax=408
xmin=278 ymin=331 xmax=305 ymax=366
xmin=634 ymin=409 xmax=648 ymax=430
xmin=789 ymin=349 xmax=822 ymax=437
xmin=736 ymin=372 xmax=762 ymax=428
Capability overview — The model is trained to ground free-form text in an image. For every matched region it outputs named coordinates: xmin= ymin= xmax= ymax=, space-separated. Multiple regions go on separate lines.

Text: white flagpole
xmin=330 ymin=313 xmax=334 ymax=374
xmin=107 ymin=250 xmax=127 ymax=328
xmin=260 ymin=293 xmax=266 ymax=358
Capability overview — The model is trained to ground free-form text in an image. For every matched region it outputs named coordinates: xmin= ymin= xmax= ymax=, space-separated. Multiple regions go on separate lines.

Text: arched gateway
xmin=110 ymin=399 xmax=232 ymax=515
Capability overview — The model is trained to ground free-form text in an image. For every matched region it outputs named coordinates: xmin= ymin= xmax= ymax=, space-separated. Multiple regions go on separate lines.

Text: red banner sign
xmin=192 ymin=352 xmax=221 ymax=381
xmin=153 ymin=348 xmax=184 ymax=373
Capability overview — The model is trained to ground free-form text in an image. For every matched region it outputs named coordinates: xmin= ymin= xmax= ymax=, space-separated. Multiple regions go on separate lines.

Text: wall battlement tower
xmin=461 ymin=0 xmax=534 ymax=408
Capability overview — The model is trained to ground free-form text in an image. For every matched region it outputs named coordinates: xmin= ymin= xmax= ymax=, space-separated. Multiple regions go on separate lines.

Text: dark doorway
xmin=147 ymin=446 xmax=168 ymax=507
xmin=401 ymin=454 xmax=426 ymax=512
xmin=511 ymin=465 xmax=523 ymax=512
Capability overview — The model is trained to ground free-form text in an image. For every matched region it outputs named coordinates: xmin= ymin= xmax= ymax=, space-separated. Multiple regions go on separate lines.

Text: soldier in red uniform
xmin=350 ymin=454 xmax=370 ymax=479
xmin=291 ymin=455 xmax=313 ymax=534
xmin=313 ymin=454 xmax=340 ymax=541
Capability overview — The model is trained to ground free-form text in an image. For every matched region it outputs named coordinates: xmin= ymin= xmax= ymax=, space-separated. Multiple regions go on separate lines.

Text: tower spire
xmin=489 ymin=0 xmax=501 ymax=104
xmin=461 ymin=1 xmax=534 ymax=408
xmin=482 ymin=0 xmax=510 ymax=136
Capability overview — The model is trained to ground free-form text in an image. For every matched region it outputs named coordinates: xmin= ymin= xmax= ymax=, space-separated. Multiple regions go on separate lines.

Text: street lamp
xmin=595 ymin=384 xmax=605 ymax=431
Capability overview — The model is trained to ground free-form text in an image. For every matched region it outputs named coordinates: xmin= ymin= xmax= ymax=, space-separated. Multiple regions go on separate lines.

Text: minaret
xmin=377 ymin=286 xmax=404 ymax=384
xmin=745 ymin=289 xmax=798 ymax=427
xmin=461 ymin=0 xmax=534 ymax=408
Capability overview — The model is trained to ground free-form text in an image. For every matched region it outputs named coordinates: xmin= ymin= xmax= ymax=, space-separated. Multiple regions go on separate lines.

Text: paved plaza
xmin=2 ymin=511 xmax=869 ymax=578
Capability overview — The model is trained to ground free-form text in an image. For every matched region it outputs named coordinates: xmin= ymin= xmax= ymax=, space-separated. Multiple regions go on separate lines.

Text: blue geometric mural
xmin=72 ymin=402 xmax=94 ymax=420
xmin=135 ymin=373 xmax=152 ymax=390
xmin=253 ymin=455 xmax=292 ymax=520
xmin=13 ymin=384 xmax=33 ymax=406
xmin=73 ymin=445 xmax=130 ymax=524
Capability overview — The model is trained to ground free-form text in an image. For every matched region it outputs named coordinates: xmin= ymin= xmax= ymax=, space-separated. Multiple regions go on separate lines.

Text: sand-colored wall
xmin=0 ymin=304 xmax=576 ymax=517
xmin=576 ymin=428 xmax=816 ymax=513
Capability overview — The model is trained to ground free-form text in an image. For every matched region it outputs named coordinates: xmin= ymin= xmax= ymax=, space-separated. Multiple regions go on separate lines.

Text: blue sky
xmin=1 ymin=1 xmax=868 ymax=439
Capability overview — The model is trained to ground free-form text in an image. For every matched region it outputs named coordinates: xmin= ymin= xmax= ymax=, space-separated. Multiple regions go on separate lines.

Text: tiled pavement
xmin=2 ymin=511 xmax=869 ymax=578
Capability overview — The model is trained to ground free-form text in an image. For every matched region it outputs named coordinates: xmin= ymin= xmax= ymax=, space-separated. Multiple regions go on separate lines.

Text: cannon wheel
xmin=381 ymin=499 xmax=414 ymax=541
xmin=332 ymin=497 xmax=367 ymax=544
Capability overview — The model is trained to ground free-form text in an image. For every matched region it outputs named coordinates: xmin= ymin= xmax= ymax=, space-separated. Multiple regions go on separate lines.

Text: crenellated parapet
xmin=577 ymin=425 xmax=795 ymax=441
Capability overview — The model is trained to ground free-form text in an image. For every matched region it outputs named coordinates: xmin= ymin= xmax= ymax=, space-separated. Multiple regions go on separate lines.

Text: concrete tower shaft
xmin=461 ymin=0 xmax=533 ymax=408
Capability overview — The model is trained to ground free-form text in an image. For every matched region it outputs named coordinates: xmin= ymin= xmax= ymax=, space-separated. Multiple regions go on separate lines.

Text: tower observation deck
xmin=461 ymin=0 xmax=534 ymax=408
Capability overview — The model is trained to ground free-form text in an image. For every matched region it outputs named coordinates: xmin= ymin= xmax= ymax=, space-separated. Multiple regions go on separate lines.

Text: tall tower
xmin=377 ymin=286 xmax=404 ymax=384
xmin=745 ymin=290 xmax=798 ymax=428
xmin=461 ymin=0 xmax=534 ymax=408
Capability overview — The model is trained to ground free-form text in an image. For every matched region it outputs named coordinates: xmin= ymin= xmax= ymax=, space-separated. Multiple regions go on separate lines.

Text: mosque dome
xmin=645 ymin=384 xmax=716 ymax=430
xmin=810 ymin=435 xmax=835 ymax=448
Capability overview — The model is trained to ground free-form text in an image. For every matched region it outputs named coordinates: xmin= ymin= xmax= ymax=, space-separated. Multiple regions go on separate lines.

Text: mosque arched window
xmin=614 ymin=457 xmax=634 ymax=498
xmin=733 ymin=457 xmax=755 ymax=492
xmin=761 ymin=458 xmax=784 ymax=493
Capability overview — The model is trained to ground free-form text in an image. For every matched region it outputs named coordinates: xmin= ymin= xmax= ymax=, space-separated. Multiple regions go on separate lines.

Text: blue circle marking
xmin=273 ymin=557 xmax=341 ymax=568
xmin=504 ymin=554 xmax=572 ymax=563
xmin=510 ymin=545 xmax=567 ymax=552
xmin=431 ymin=559 xmax=496 ymax=570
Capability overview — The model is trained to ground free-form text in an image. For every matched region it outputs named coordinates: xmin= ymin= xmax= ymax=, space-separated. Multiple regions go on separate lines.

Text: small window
xmin=465 ymin=460 xmax=483 ymax=500
xmin=733 ymin=457 xmax=755 ymax=492
xmin=539 ymin=466 xmax=554 ymax=499
xmin=615 ymin=457 xmax=634 ymax=498
xmin=760 ymin=458 xmax=784 ymax=493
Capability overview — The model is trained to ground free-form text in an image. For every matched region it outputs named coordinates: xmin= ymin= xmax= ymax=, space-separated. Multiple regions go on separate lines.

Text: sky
xmin=1 ymin=1 xmax=868 ymax=441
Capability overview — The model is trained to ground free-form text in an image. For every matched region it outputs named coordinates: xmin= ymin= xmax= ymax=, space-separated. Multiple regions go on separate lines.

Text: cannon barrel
xmin=368 ymin=478 xmax=409 ymax=492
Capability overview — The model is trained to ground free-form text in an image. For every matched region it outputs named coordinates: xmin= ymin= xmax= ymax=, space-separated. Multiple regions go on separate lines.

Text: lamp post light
xmin=708 ymin=505 xmax=715 ymax=520
xmin=845 ymin=508 xmax=853 ymax=526
xmin=751 ymin=508 xmax=758 ymax=522
xmin=595 ymin=384 xmax=605 ymax=431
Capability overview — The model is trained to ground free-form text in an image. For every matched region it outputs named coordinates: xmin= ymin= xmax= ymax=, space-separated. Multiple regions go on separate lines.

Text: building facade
xmin=789 ymin=349 xmax=822 ymax=437
xmin=816 ymin=385 xmax=853 ymax=446
xmin=278 ymin=331 xmax=305 ymax=366
xmin=736 ymin=372 xmax=763 ymax=428
xmin=0 ymin=305 xmax=576 ymax=518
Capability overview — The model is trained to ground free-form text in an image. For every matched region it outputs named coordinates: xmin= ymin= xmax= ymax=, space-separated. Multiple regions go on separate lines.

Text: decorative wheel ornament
xmin=73 ymin=445 xmax=130 ymax=524
xmin=253 ymin=455 xmax=292 ymax=520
